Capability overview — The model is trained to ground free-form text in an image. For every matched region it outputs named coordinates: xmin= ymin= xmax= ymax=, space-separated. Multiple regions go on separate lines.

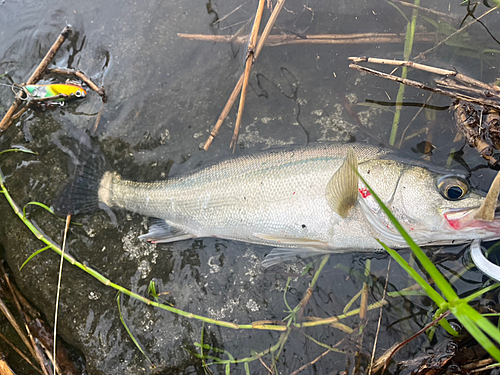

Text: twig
xmin=368 ymin=259 xmax=391 ymax=375
xmin=47 ymin=68 xmax=107 ymax=99
xmin=179 ymin=32 xmax=435 ymax=47
xmin=349 ymin=64 xmax=500 ymax=111
xmin=417 ymin=4 xmax=500 ymax=60
xmin=0 ymin=331 xmax=42 ymax=374
xmin=258 ymin=356 xmax=273 ymax=374
xmin=31 ymin=94 xmax=68 ymax=103
xmin=349 ymin=56 xmax=500 ymax=92
xmin=0 ymin=26 xmax=72 ymax=134
xmin=212 ymin=2 xmax=248 ymax=25
xmin=436 ymin=78 xmax=500 ymax=98
xmin=11 ymin=106 xmax=30 ymax=121
xmin=469 ymin=361 xmax=500 ymax=373
xmin=230 ymin=0 xmax=266 ymax=152
xmin=382 ymin=310 xmax=451 ymax=373
xmin=0 ymin=299 xmax=37 ymax=362
xmin=392 ymin=0 xmax=457 ymax=19
xmin=203 ymin=0 xmax=286 ymax=150
xmin=92 ymin=103 xmax=105 ymax=135
xmin=463 ymin=358 xmax=495 ymax=370
xmin=27 ymin=27 xmax=72 ymax=85
xmin=0 ymin=263 xmax=53 ymax=375
xmin=289 ymin=349 xmax=331 ymax=375
xmin=0 ymin=354 xmax=15 ymax=375
xmin=53 ymin=214 xmax=71 ymax=374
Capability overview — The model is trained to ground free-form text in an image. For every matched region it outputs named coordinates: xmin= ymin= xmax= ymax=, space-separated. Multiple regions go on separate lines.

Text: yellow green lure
xmin=23 ymin=83 xmax=86 ymax=101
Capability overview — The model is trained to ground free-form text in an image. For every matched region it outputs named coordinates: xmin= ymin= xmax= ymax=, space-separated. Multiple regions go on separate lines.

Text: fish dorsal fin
xmin=325 ymin=147 xmax=358 ymax=218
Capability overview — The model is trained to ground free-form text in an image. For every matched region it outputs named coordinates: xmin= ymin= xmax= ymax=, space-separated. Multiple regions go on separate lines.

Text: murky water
xmin=0 ymin=1 xmax=500 ymax=374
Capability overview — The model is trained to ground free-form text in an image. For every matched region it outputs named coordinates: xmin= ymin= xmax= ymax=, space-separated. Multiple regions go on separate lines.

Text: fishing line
xmin=0 ymin=82 xmax=30 ymax=100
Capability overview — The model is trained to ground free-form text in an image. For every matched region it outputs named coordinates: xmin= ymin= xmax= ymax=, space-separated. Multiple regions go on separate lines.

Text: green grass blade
xmin=343 ymin=289 xmax=363 ymax=314
xmin=23 ymin=201 xmax=54 ymax=219
xmin=385 ymin=0 xmax=409 ymax=23
xmin=19 ymin=245 xmax=50 ymax=270
xmin=310 ymin=255 xmax=330 ymax=288
xmin=244 ymin=362 xmax=250 ymax=375
xmin=387 ymin=289 xmax=427 ymax=297
xmin=438 ymin=317 xmax=459 ymax=336
xmin=148 ymin=280 xmax=159 ymax=301
xmin=358 ymin=173 xmax=458 ymax=303
xmin=389 ymin=0 xmax=420 ymax=146
xmin=463 ymin=283 xmax=500 ymax=303
xmin=457 ymin=310 xmax=500 ymax=362
xmin=116 ymin=293 xmax=155 ymax=368
xmin=378 ymin=241 xmax=446 ymax=307
xmin=460 ymin=304 xmax=500 ymax=346
xmin=0 ymin=147 xmax=37 ymax=157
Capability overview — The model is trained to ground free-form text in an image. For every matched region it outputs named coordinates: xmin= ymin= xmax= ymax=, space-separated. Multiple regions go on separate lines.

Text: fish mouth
xmin=444 ymin=206 xmax=500 ymax=234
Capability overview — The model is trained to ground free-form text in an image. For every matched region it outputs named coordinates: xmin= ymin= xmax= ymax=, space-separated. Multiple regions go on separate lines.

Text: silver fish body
xmin=90 ymin=143 xmax=500 ymax=263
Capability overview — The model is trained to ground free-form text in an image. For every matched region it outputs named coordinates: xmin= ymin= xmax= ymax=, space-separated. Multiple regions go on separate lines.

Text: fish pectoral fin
xmin=253 ymin=233 xmax=329 ymax=248
xmin=262 ymin=247 xmax=333 ymax=268
xmin=138 ymin=218 xmax=196 ymax=244
xmin=325 ymin=147 xmax=358 ymax=218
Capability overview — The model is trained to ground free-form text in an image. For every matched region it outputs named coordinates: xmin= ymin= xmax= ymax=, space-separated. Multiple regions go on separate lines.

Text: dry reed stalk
xmin=349 ymin=64 xmax=500 ymax=111
xmin=0 ymin=299 xmax=36 ymax=362
xmin=0 ymin=355 xmax=15 ymax=375
xmin=0 ymin=264 xmax=51 ymax=375
xmin=349 ymin=56 xmax=500 ymax=92
xmin=53 ymin=214 xmax=71 ymax=374
xmin=0 ymin=26 xmax=72 ymax=134
xmin=296 ymin=287 xmax=313 ymax=321
xmin=0 ymin=331 xmax=42 ymax=374
xmin=179 ymin=32 xmax=435 ymax=47
xmin=204 ymin=0 xmax=286 ymax=151
xmin=437 ymin=78 xmax=499 ymax=98
xmin=230 ymin=0 xmax=266 ymax=152
xmin=258 ymin=356 xmax=273 ymax=374
xmin=92 ymin=103 xmax=105 ymax=135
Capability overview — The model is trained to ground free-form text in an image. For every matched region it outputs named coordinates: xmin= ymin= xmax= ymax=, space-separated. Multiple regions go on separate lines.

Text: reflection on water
xmin=0 ymin=0 xmax=500 ymax=374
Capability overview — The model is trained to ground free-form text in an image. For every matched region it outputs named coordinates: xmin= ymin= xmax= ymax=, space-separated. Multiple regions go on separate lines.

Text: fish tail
xmin=53 ymin=137 xmax=110 ymax=215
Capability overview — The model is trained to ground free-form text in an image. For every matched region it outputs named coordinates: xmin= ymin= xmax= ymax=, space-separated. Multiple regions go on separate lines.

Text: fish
xmin=54 ymin=142 xmax=500 ymax=267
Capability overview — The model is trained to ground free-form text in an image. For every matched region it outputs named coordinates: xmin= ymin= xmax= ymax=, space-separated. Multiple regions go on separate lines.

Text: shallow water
xmin=0 ymin=1 xmax=500 ymax=374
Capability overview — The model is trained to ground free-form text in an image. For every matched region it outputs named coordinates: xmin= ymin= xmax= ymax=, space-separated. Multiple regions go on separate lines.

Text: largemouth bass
xmin=55 ymin=142 xmax=500 ymax=266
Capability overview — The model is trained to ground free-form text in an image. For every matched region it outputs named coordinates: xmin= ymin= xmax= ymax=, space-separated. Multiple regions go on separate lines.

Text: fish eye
xmin=438 ymin=176 xmax=469 ymax=201
xmin=75 ymin=90 xmax=83 ymax=97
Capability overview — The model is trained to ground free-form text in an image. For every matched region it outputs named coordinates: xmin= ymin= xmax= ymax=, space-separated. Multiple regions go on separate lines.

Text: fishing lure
xmin=22 ymin=83 xmax=87 ymax=101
